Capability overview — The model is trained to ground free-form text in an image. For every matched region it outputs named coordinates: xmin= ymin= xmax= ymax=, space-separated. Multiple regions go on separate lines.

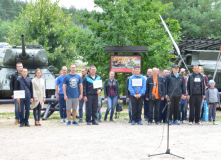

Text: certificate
xmin=93 ymin=80 xmax=102 ymax=89
xmin=132 ymin=79 xmax=142 ymax=86
xmin=14 ymin=90 xmax=25 ymax=99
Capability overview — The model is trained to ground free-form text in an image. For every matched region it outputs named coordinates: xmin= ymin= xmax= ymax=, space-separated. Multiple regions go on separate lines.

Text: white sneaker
xmin=60 ymin=119 xmax=64 ymax=123
xmin=213 ymin=121 xmax=218 ymax=125
xmin=182 ymin=120 xmax=186 ymax=124
xmin=64 ymin=119 xmax=68 ymax=123
xmin=196 ymin=121 xmax=203 ymax=125
xmin=189 ymin=122 xmax=193 ymax=125
xmin=152 ymin=119 xmax=155 ymax=123
xmin=178 ymin=120 xmax=180 ymax=124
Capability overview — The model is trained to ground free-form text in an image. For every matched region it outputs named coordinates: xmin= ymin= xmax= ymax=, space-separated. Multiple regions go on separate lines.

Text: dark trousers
xmin=86 ymin=95 xmax=98 ymax=122
xmin=159 ymin=99 xmax=167 ymax=122
xmin=59 ymin=94 xmax=67 ymax=119
xmin=189 ymin=95 xmax=202 ymax=123
xmin=148 ymin=99 xmax=160 ymax=123
xmin=130 ymin=96 xmax=143 ymax=122
xmin=169 ymin=96 xmax=181 ymax=121
xmin=33 ymin=103 xmax=41 ymax=121
xmin=78 ymin=98 xmax=84 ymax=118
xmin=20 ymin=98 xmax=31 ymax=125
xmin=143 ymin=96 xmax=149 ymax=118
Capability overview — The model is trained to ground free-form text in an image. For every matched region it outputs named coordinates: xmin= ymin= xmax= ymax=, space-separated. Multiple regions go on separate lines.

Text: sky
xmin=20 ymin=0 xmax=103 ymax=12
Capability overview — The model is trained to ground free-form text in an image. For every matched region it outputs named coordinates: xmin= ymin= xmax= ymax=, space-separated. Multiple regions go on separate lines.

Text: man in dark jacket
xmin=146 ymin=68 xmax=165 ymax=125
xmin=15 ymin=68 xmax=33 ymax=127
xmin=126 ymin=69 xmax=134 ymax=123
xmin=83 ymin=66 xmax=102 ymax=125
xmin=165 ymin=64 xmax=186 ymax=125
xmin=187 ymin=65 xmax=205 ymax=125
xmin=10 ymin=62 xmax=23 ymax=124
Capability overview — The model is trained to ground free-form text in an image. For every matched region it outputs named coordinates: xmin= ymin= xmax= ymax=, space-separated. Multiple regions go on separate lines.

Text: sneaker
xmin=208 ymin=121 xmax=212 ymax=125
xmin=128 ymin=119 xmax=132 ymax=123
xmin=72 ymin=121 xmax=79 ymax=126
xmin=173 ymin=120 xmax=180 ymax=125
xmin=189 ymin=122 xmax=193 ymax=125
xmin=213 ymin=121 xmax=218 ymax=125
xmin=156 ymin=122 xmax=161 ymax=125
xmin=131 ymin=120 xmax=136 ymax=125
xmin=169 ymin=120 xmax=172 ymax=125
xmin=66 ymin=121 xmax=71 ymax=126
xmin=92 ymin=121 xmax=99 ymax=125
xmin=103 ymin=118 xmax=107 ymax=122
xmin=182 ymin=120 xmax=186 ymax=124
xmin=145 ymin=118 xmax=148 ymax=121
xmin=60 ymin=119 xmax=64 ymax=123
xmin=152 ymin=119 xmax=155 ymax=123
xmin=137 ymin=120 xmax=143 ymax=125
xmin=78 ymin=118 xmax=83 ymax=123
xmin=25 ymin=123 xmax=30 ymax=127
xmin=87 ymin=122 xmax=91 ymax=125
xmin=148 ymin=122 xmax=152 ymax=125
xmin=64 ymin=119 xmax=68 ymax=123
xmin=196 ymin=121 xmax=203 ymax=125
xmin=178 ymin=120 xmax=180 ymax=124
xmin=19 ymin=124 xmax=24 ymax=127
xmin=98 ymin=119 xmax=102 ymax=122
xmin=110 ymin=119 xmax=114 ymax=122
xmin=14 ymin=119 xmax=19 ymax=125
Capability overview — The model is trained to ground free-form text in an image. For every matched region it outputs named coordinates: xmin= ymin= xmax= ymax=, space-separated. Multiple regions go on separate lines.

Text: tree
xmin=5 ymin=0 xmax=80 ymax=71
xmin=160 ymin=0 xmax=221 ymax=38
xmin=0 ymin=19 xmax=12 ymax=41
xmin=76 ymin=0 xmax=181 ymax=93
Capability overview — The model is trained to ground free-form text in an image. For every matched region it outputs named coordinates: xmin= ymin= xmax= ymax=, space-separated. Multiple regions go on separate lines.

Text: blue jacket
xmin=206 ymin=88 xmax=220 ymax=104
xmin=128 ymin=74 xmax=146 ymax=96
xmin=15 ymin=76 xmax=33 ymax=98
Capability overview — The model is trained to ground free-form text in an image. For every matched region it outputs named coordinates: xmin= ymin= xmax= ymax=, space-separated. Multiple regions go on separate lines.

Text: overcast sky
xmin=20 ymin=0 xmax=103 ymax=12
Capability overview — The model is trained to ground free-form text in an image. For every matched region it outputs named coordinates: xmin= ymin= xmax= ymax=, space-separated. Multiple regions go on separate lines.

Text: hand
xmin=137 ymin=94 xmax=141 ymax=98
xmin=165 ymin=95 xmax=169 ymax=99
xmin=11 ymin=95 xmax=14 ymax=99
xmin=146 ymin=98 xmax=149 ymax=101
xmin=64 ymin=95 xmax=68 ymax=101
xmin=208 ymin=105 xmax=210 ymax=108
xmin=183 ymin=96 xmax=187 ymax=100
xmin=126 ymin=98 xmax=130 ymax=101
xmin=97 ymin=89 xmax=101 ymax=95
xmin=84 ymin=96 xmax=88 ymax=102
xmin=181 ymin=94 xmax=185 ymax=99
xmin=202 ymin=95 xmax=205 ymax=99
xmin=161 ymin=97 xmax=164 ymax=100
xmin=30 ymin=98 xmax=33 ymax=103
xmin=187 ymin=95 xmax=190 ymax=99
xmin=33 ymin=97 xmax=37 ymax=102
xmin=43 ymin=97 xmax=46 ymax=102
xmin=134 ymin=94 xmax=138 ymax=98
xmin=216 ymin=103 xmax=219 ymax=107
xmin=56 ymin=94 xmax=59 ymax=100
xmin=17 ymin=98 xmax=20 ymax=103
xmin=79 ymin=94 xmax=83 ymax=101
xmin=118 ymin=99 xmax=120 ymax=101
xmin=104 ymin=98 xmax=108 ymax=102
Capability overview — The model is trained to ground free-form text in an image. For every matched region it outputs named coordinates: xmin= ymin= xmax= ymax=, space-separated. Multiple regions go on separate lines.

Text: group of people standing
xmin=10 ymin=61 xmax=219 ymax=127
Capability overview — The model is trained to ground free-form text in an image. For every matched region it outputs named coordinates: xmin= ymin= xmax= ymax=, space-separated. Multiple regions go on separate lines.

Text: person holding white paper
xmin=15 ymin=68 xmax=33 ymax=127
xmin=83 ymin=65 xmax=102 ymax=125
xmin=32 ymin=68 xmax=46 ymax=126
xmin=128 ymin=66 xmax=146 ymax=125
xmin=104 ymin=71 xmax=120 ymax=122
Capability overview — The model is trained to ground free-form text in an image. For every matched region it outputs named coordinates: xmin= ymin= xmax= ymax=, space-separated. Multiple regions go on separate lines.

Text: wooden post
xmin=19 ymin=101 xmax=21 ymax=112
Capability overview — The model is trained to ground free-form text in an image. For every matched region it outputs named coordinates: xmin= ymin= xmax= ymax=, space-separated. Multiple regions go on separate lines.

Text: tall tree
xmin=160 ymin=0 xmax=221 ymax=38
xmin=76 ymin=0 xmax=181 ymax=93
xmin=5 ymin=0 xmax=80 ymax=71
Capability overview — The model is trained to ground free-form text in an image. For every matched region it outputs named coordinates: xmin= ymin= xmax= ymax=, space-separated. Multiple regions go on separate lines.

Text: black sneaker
xmin=92 ymin=121 xmax=99 ymax=125
xmin=104 ymin=118 xmax=107 ymax=122
xmin=128 ymin=119 xmax=132 ymax=123
xmin=156 ymin=122 xmax=161 ymax=125
xmin=25 ymin=123 xmax=30 ymax=127
xmin=20 ymin=124 xmax=24 ymax=127
xmin=110 ymin=119 xmax=114 ymax=122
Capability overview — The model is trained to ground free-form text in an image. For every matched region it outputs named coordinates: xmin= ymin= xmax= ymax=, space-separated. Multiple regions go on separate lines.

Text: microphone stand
xmin=148 ymin=72 xmax=185 ymax=159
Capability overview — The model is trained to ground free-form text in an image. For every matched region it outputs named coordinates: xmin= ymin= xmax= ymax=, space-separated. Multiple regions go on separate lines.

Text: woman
xmin=32 ymin=68 xmax=46 ymax=126
xmin=104 ymin=71 xmax=120 ymax=121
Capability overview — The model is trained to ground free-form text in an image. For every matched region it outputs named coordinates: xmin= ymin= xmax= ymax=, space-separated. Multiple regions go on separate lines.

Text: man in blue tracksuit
xmin=83 ymin=66 xmax=102 ymax=125
xmin=128 ymin=66 xmax=146 ymax=125
xmin=15 ymin=68 xmax=33 ymax=127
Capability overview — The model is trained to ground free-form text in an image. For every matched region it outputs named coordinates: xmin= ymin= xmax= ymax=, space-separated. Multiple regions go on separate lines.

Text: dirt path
xmin=0 ymin=104 xmax=221 ymax=160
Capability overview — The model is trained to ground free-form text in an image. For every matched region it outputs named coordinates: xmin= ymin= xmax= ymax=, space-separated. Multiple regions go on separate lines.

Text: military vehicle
xmin=0 ymin=35 xmax=56 ymax=98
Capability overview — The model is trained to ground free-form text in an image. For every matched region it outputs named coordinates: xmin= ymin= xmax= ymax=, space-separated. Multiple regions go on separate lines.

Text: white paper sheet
xmin=14 ymin=90 xmax=25 ymax=99
xmin=93 ymin=80 xmax=102 ymax=89
xmin=132 ymin=79 xmax=142 ymax=86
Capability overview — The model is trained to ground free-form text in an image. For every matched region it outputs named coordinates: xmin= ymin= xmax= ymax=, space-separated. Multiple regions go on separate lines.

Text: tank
xmin=0 ymin=35 xmax=56 ymax=98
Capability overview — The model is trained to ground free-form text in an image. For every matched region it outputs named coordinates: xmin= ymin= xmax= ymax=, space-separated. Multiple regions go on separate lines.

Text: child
xmin=206 ymin=80 xmax=220 ymax=125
